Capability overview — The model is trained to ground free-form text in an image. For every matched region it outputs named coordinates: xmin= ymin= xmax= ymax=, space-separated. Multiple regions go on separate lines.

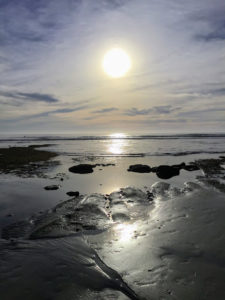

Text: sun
xmin=102 ymin=48 xmax=131 ymax=78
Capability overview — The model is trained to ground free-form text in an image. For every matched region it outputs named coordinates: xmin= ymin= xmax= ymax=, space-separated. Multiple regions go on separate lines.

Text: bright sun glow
xmin=110 ymin=133 xmax=126 ymax=138
xmin=102 ymin=48 xmax=131 ymax=78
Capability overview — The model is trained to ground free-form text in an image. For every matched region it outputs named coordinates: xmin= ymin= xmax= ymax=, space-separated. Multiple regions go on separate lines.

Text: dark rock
xmin=69 ymin=164 xmax=94 ymax=174
xmin=151 ymin=167 xmax=158 ymax=173
xmin=172 ymin=162 xmax=186 ymax=169
xmin=127 ymin=164 xmax=151 ymax=173
xmin=156 ymin=165 xmax=180 ymax=179
xmin=66 ymin=191 xmax=79 ymax=197
xmin=44 ymin=185 xmax=60 ymax=190
xmin=183 ymin=164 xmax=200 ymax=171
xmin=196 ymin=158 xmax=225 ymax=175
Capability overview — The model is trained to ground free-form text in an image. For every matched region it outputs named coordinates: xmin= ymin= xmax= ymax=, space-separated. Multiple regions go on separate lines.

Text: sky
xmin=0 ymin=0 xmax=225 ymax=134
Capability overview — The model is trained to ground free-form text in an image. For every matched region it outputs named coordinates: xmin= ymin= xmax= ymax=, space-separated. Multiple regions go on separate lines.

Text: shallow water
xmin=0 ymin=134 xmax=224 ymax=229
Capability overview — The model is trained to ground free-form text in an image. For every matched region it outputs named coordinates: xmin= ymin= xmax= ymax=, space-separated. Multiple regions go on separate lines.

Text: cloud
xmin=125 ymin=107 xmax=151 ymax=116
xmin=125 ymin=118 xmax=187 ymax=125
xmin=127 ymin=83 xmax=156 ymax=93
xmin=92 ymin=107 xmax=118 ymax=114
xmin=179 ymin=107 xmax=225 ymax=117
xmin=154 ymin=105 xmax=181 ymax=114
xmin=28 ymin=105 xmax=89 ymax=119
xmin=124 ymin=105 xmax=181 ymax=116
xmin=2 ymin=104 xmax=89 ymax=123
xmin=174 ymin=85 xmax=225 ymax=99
xmin=205 ymin=88 xmax=225 ymax=96
xmin=192 ymin=6 xmax=225 ymax=42
xmin=0 ymin=0 xmax=128 ymax=48
xmin=0 ymin=1 xmax=67 ymax=47
xmin=196 ymin=28 xmax=225 ymax=42
xmin=0 ymin=91 xmax=59 ymax=103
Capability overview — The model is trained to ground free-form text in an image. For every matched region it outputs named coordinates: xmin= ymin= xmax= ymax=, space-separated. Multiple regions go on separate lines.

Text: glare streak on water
xmin=0 ymin=134 xmax=224 ymax=157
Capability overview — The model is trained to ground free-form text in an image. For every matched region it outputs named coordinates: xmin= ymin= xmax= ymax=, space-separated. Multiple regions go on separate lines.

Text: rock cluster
xmin=128 ymin=162 xmax=200 ymax=179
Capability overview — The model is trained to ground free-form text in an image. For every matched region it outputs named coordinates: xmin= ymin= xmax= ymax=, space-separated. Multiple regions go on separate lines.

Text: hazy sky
xmin=0 ymin=0 xmax=225 ymax=134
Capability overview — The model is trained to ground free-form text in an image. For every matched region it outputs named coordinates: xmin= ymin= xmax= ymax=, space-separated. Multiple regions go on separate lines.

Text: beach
xmin=0 ymin=134 xmax=225 ymax=299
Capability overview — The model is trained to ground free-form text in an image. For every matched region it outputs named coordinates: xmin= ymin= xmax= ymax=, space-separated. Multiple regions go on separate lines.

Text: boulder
xmin=69 ymin=164 xmax=94 ymax=174
xmin=156 ymin=165 xmax=180 ymax=179
xmin=127 ymin=164 xmax=151 ymax=173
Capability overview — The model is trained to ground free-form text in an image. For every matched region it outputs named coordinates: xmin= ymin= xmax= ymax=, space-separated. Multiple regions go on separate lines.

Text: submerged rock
xmin=44 ymin=185 xmax=60 ymax=190
xmin=69 ymin=164 xmax=94 ymax=174
xmin=183 ymin=164 xmax=200 ymax=171
xmin=112 ymin=212 xmax=130 ymax=222
xmin=184 ymin=182 xmax=202 ymax=192
xmin=121 ymin=187 xmax=148 ymax=203
xmin=66 ymin=191 xmax=79 ymax=197
xmin=127 ymin=164 xmax=151 ymax=173
xmin=151 ymin=182 xmax=170 ymax=196
xmin=196 ymin=157 xmax=225 ymax=175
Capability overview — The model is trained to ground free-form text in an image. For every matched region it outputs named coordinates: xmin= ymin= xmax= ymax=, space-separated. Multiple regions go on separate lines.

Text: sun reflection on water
xmin=108 ymin=133 xmax=127 ymax=155
xmin=114 ymin=223 xmax=137 ymax=242
xmin=108 ymin=141 xmax=124 ymax=155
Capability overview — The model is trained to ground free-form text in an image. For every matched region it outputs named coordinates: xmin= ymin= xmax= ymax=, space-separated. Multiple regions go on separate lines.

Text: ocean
xmin=0 ymin=133 xmax=225 ymax=157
